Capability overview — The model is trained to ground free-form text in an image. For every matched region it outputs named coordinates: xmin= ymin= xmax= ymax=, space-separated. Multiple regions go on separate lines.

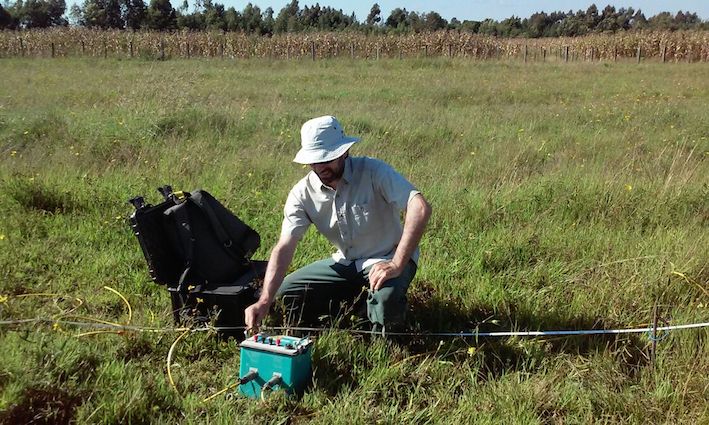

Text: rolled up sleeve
xmin=280 ymin=190 xmax=311 ymax=240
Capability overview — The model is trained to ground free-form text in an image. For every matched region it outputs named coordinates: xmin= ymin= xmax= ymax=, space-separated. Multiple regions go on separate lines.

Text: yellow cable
xmin=202 ymin=382 xmax=238 ymax=403
xmin=103 ymin=286 xmax=133 ymax=325
xmin=671 ymin=271 xmax=709 ymax=298
xmin=63 ymin=297 xmax=84 ymax=314
xmin=167 ymin=329 xmax=191 ymax=393
xmin=60 ymin=315 xmax=123 ymax=327
xmin=75 ymin=330 xmax=124 ymax=338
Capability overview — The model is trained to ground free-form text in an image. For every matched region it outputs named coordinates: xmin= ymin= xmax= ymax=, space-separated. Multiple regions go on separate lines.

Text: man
xmin=244 ymin=115 xmax=431 ymax=332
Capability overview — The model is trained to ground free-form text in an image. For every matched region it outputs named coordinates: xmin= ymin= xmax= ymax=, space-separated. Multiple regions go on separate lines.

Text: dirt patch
xmin=0 ymin=386 xmax=82 ymax=425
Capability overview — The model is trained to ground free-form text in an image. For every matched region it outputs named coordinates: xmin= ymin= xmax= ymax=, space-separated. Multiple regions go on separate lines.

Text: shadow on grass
xmin=0 ymin=386 xmax=82 ymax=425
xmin=294 ymin=277 xmax=650 ymax=397
xmin=406 ymin=279 xmax=649 ymax=381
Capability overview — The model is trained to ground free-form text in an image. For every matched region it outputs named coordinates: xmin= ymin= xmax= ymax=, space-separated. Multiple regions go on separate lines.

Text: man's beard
xmin=316 ymin=163 xmax=344 ymax=185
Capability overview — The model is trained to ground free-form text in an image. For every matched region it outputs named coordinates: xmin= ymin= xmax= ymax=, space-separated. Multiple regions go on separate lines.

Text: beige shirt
xmin=281 ymin=156 xmax=421 ymax=271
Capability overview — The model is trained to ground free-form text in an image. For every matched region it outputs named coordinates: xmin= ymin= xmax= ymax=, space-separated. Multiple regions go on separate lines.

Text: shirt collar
xmin=342 ymin=156 xmax=353 ymax=184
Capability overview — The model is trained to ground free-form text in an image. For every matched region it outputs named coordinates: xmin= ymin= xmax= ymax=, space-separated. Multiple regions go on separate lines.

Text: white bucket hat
xmin=293 ymin=116 xmax=360 ymax=164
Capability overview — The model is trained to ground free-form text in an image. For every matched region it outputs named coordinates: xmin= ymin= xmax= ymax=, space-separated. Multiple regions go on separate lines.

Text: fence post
xmin=661 ymin=45 xmax=666 ymax=63
xmin=51 ymin=42 xmax=55 ymax=58
xmin=448 ymin=43 xmax=453 ymax=58
xmin=160 ymin=39 xmax=165 ymax=60
xmin=311 ymin=41 xmax=316 ymax=61
xmin=129 ymin=40 xmax=133 ymax=58
xmin=523 ymin=44 xmax=527 ymax=63
xmin=614 ymin=46 xmax=617 ymax=62
xmin=81 ymin=40 xmax=85 ymax=56
xmin=350 ymin=42 xmax=355 ymax=59
xmin=590 ymin=47 xmax=595 ymax=62
xmin=103 ymin=39 xmax=107 ymax=59
xmin=424 ymin=45 xmax=428 ymax=57
xmin=636 ymin=45 xmax=641 ymax=63
xmin=564 ymin=46 xmax=569 ymax=62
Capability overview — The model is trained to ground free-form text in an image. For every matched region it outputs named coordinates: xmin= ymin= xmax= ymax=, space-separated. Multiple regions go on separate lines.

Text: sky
xmin=178 ymin=0 xmax=709 ymax=21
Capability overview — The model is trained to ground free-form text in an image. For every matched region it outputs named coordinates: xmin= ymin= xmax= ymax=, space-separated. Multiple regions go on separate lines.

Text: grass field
xmin=0 ymin=57 xmax=707 ymax=424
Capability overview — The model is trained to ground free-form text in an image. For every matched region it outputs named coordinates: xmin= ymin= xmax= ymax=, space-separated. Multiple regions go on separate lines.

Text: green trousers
xmin=276 ymin=258 xmax=417 ymax=330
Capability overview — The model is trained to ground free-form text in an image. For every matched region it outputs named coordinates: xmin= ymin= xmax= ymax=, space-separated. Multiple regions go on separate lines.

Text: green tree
xmin=497 ymin=15 xmax=522 ymax=36
xmin=458 ymin=19 xmax=480 ymax=33
xmin=104 ymin=0 xmax=123 ymax=28
xmin=273 ymin=0 xmax=299 ymax=33
xmin=478 ymin=18 xmax=497 ymax=35
xmin=615 ymin=7 xmax=634 ymax=31
xmin=261 ymin=6 xmax=273 ymax=34
xmin=123 ymin=0 xmax=146 ymax=29
xmin=223 ymin=6 xmax=240 ymax=31
xmin=365 ymin=2 xmax=380 ymax=26
xmin=0 ymin=3 xmax=15 ymax=28
xmin=527 ymin=11 xmax=549 ymax=37
xmin=674 ymin=11 xmax=701 ymax=29
xmin=384 ymin=7 xmax=406 ymax=29
xmin=77 ymin=0 xmax=123 ymax=28
xmin=423 ymin=11 xmax=446 ymax=31
xmin=631 ymin=9 xmax=647 ymax=29
xmin=585 ymin=4 xmax=599 ymax=29
xmin=17 ymin=0 xmax=67 ymax=27
xmin=202 ymin=0 xmax=225 ymax=30
xmin=146 ymin=0 xmax=176 ymax=29
xmin=596 ymin=5 xmax=618 ymax=32
xmin=648 ymin=11 xmax=675 ymax=30
xmin=241 ymin=2 xmax=261 ymax=33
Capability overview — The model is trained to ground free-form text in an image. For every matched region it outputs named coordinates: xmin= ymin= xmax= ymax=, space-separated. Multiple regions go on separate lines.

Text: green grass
xmin=0 ymin=57 xmax=707 ymax=424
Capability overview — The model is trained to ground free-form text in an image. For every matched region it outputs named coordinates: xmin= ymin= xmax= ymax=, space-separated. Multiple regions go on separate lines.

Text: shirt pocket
xmin=351 ymin=203 xmax=373 ymax=229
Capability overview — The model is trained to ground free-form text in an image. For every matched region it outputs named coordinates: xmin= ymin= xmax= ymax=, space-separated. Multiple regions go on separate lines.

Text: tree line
xmin=1 ymin=0 xmax=707 ymax=35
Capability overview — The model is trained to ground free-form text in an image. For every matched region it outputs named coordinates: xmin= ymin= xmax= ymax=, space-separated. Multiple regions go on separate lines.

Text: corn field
xmin=0 ymin=28 xmax=707 ymax=62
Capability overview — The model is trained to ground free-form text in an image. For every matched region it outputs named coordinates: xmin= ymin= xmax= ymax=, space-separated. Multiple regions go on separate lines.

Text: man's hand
xmin=244 ymin=234 xmax=299 ymax=331
xmin=368 ymin=261 xmax=403 ymax=291
xmin=244 ymin=299 xmax=272 ymax=331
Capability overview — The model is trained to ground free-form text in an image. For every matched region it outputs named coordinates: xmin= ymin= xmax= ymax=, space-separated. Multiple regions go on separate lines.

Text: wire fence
xmin=1 ymin=28 xmax=707 ymax=62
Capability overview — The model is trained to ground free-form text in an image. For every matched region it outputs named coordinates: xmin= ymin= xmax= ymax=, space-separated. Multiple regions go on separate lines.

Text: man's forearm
xmin=392 ymin=194 xmax=432 ymax=268
xmin=259 ymin=240 xmax=297 ymax=304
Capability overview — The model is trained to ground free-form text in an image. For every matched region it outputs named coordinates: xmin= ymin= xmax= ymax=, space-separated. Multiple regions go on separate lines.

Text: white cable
xmin=1 ymin=318 xmax=708 ymax=338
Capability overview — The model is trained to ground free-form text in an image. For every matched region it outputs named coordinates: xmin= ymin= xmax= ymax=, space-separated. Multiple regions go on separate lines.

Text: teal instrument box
xmin=239 ymin=334 xmax=313 ymax=399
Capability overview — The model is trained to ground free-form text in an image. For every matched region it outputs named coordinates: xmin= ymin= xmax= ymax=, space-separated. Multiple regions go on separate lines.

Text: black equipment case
xmin=128 ymin=185 xmax=266 ymax=333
